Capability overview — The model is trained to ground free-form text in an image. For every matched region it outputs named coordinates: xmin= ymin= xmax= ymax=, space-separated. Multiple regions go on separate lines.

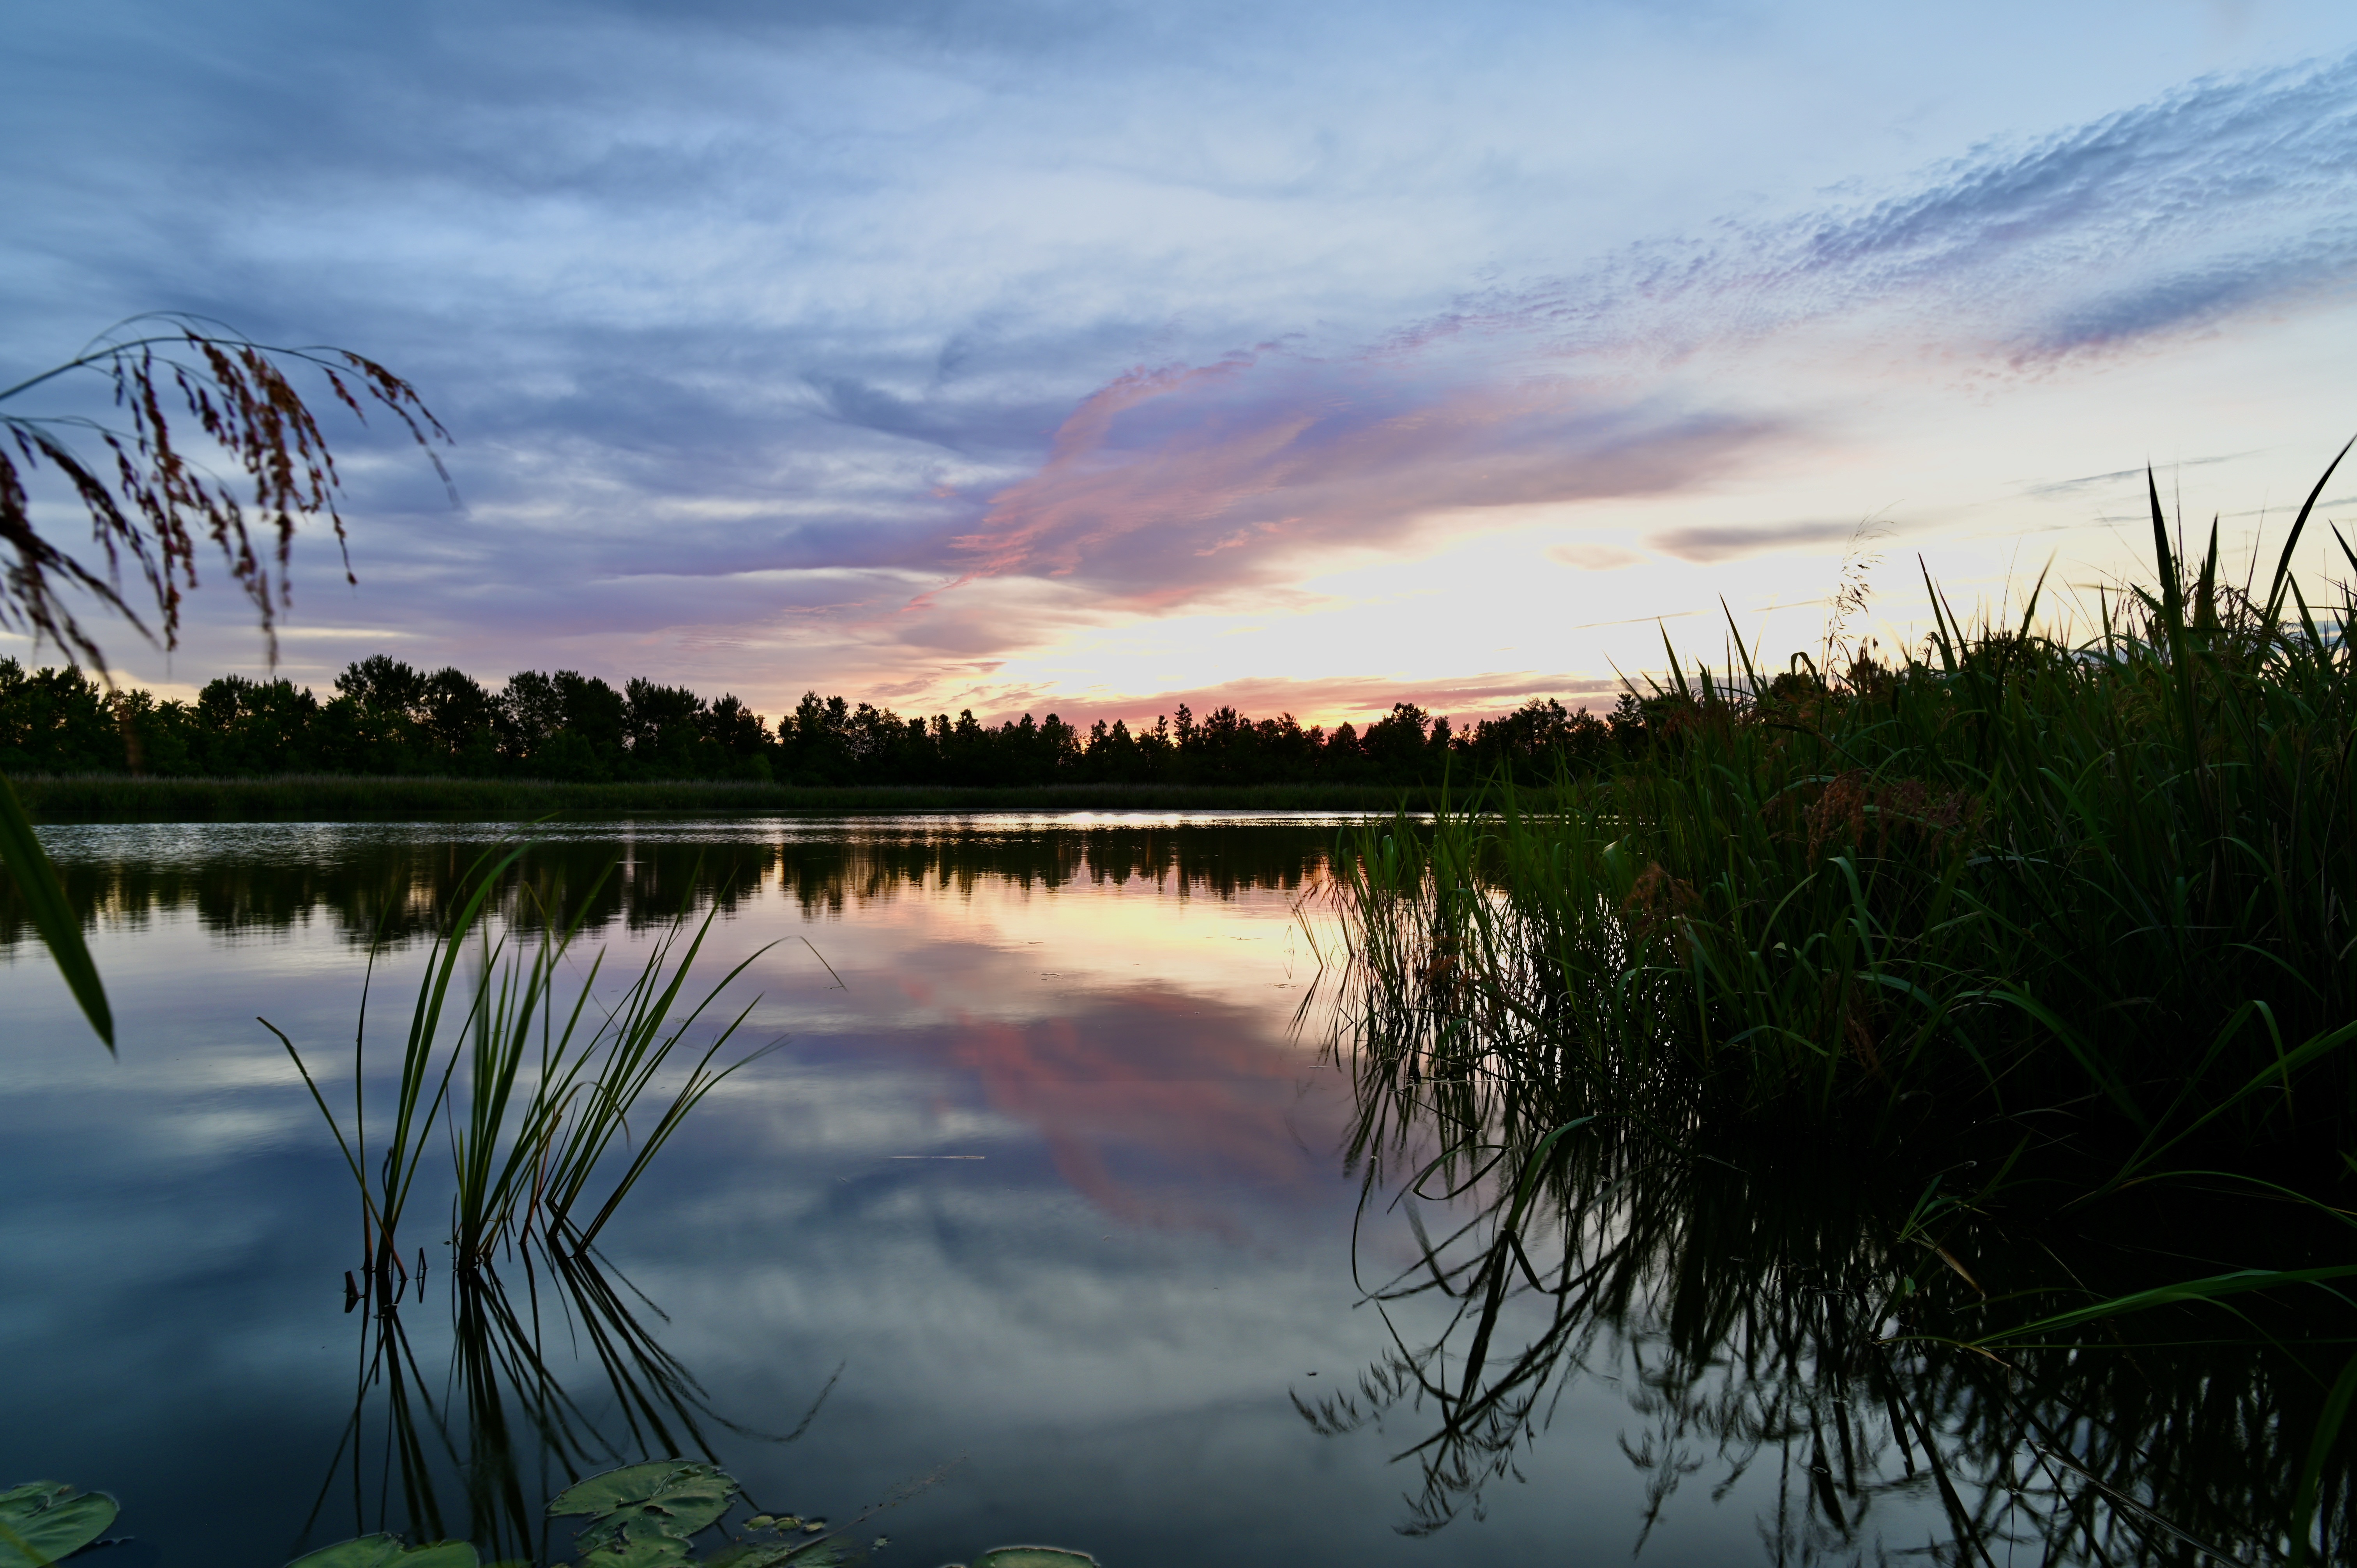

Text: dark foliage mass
xmin=0 ymin=655 xmax=1646 ymax=788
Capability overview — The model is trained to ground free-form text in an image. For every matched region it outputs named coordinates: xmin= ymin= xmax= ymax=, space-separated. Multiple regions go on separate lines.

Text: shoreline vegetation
xmin=8 ymin=773 xmax=1446 ymax=822
xmin=0 ymin=653 xmax=1635 ymax=794
xmin=1337 ymin=458 xmax=2357 ymax=1168
xmin=1322 ymin=454 xmax=2357 ymax=1559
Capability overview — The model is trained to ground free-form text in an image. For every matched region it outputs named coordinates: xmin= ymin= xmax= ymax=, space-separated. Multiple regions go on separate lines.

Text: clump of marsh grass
xmin=1333 ymin=440 xmax=2357 ymax=1171
xmin=270 ymin=845 xmax=774 ymax=1286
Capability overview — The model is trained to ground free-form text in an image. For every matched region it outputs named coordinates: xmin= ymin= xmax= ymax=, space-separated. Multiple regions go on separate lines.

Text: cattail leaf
xmin=0 ymin=773 xmax=110 ymax=1048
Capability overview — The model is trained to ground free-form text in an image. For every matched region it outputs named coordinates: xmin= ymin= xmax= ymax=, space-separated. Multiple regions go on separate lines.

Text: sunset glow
xmin=6 ymin=2 xmax=2355 ymax=731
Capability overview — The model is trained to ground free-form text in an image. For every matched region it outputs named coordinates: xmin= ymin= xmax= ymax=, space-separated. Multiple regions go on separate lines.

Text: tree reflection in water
xmin=5 ymin=820 xmax=1334 ymax=950
xmin=1302 ymin=1068 xmax=2355 ymax=1562
xmin=303 ymin=1247 xmax=833 ymax=1567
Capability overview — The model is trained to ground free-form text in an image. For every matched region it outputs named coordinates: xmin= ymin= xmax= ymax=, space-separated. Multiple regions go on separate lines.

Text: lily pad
xmin=549 ymin=1463 xmax=738 ymax=1541
xmin=574 ymin=1533 xmax=694 ymax=1568
xmin=0 ymin=1483 xmax=119 ymax=1568
xmin=283 ymin=1534 xmax=481 ymax=1568
xmin=574 ymin=1513 xmax=703 ymax=1563
xmin=704 ymin=1540 xmax=847 ymax=1568
xmin=971 ymin=1551 xmax=1098 ymax=1568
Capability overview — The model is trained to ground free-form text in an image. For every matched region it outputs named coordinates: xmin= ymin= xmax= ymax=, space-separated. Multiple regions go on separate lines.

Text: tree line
xmin=0 ymin=654 xmax=1646 ymax=787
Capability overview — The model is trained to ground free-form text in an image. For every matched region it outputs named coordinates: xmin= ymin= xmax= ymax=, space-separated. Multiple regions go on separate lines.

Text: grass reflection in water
xmin=305 ymin=1242 xmax=866 ymax=1568
xmin=1312 ymin=491 xmax=2357 ymax=1561
xmin=1305 ymin=1064 xmax=2357 ymax=1561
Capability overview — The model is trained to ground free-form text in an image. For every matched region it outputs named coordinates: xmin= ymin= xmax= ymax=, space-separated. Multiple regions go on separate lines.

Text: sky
xmin=6 ymin=0 xmax=2357 ymax=728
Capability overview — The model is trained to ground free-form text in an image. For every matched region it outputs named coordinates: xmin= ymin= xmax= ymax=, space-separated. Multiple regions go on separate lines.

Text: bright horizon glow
xmin=5 ymin=2 xmax=2356 ymax=731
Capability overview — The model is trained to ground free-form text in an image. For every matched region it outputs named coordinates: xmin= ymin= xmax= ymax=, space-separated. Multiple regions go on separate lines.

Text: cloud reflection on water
xmin=0 ymin=819 xmax=1794 ymax=1564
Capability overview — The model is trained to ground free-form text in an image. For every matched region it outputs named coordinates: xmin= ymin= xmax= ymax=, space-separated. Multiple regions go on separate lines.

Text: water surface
xmin=0 ymin=814 xmax=2071 ymax=1564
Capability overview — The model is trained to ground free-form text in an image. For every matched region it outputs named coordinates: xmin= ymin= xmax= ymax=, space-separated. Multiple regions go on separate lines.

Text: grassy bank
xmin=9 ymin=772 xmax=1434 ymax=823
xmin=1328 ymin=461 xmax=2357 ymax=1557
xmin=1336 ymin=458 xmax=2357 ymax=1170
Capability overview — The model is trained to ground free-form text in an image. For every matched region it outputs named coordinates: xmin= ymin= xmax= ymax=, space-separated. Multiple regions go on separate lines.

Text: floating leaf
xmin=289 ymin=1536 xmax=480 ymax=1568
xmin=548 ymin=1462 xmax=733 ymax=1520
xmin=0 ymin=1482 xmax=119 ymax=1568
xmin=972 ymin=1551 xmax=1098 ymax=1568
xmin=283 ymin=1534 xmax=479 ymax=1568
xmin=705 ymin=1540 xmax=845 ymax=1568
xmin=574 ymin=1515 xmax=700 ymax=1566
xmin=574 ymin=1532 xmax=693 ymax=1568
xmin=394 ymin=1548 xmax=479 ymax=1568
xmin=549 ymin=1462 xmax=738 ymax=1541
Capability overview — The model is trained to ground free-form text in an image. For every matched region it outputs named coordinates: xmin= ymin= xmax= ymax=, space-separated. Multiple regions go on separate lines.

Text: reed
xmin=1322 ymin=442 xmax=2357 ymax=1557
xmin=1333 ymin=441 xmax=2357 ymax=1170
xmin=271 ymin=846 xmax=774 ymax=1284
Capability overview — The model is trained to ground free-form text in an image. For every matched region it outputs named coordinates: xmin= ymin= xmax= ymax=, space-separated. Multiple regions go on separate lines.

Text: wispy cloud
xmin=1431 ymin=51 xmax=2357 ymax=362
xmin=1647 ymin=519 xmax=1872 ymax=563
xmin=905 ymin=50 xmax=2357 ymax=623
xmin=5 ymin=3 xmax=2353 ymax=710
xmin=926 ymin=355 xmax=1778 ymax=607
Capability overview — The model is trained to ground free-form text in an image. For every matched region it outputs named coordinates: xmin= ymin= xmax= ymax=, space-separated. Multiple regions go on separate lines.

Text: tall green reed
xmin=271 ymin=845 xmax=774 ymax=1281
xmin=1334 ymin=440 xmax=2357 ymax=1166
xmin=1318 ymin=440 xmax=2357 ymax=1562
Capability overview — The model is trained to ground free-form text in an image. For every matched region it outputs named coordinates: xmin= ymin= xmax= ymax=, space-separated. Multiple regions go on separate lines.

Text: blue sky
xmin=7 ymin=0 xmax=2357 ymax=723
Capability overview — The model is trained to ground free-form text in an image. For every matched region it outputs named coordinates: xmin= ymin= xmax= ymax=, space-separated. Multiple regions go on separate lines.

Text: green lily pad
xmin=705 ymin=1540 xmax=847 ymax=1568
xmin=574 ymin=1534 xmax=694 ymax=1568
xmin=0 ymin=1482 xmax=119 ymax=1568
xmin=573 ymin=1514 xmax=700 ymax=1563
xmin=971 ymin=1550 xmax=1098 ymax=1568
xmin=283 ymin=1534 xmax=480 ymax=1568
xmin=549 ymin=1462 xmax=738 ymax=1540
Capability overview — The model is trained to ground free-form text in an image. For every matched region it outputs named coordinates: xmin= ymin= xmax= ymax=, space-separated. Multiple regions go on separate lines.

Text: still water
xmin=4 ymin=816 xmax=1982 ymax=1564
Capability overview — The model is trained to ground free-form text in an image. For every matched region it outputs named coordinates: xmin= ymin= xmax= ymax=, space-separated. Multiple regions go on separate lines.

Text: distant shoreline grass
xmin=10 ymin=772 xmax=1435 ymax=823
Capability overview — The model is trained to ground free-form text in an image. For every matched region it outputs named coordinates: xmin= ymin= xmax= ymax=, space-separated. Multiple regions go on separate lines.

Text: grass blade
xmin=0 ymin=772 xmax=110 ymax=1048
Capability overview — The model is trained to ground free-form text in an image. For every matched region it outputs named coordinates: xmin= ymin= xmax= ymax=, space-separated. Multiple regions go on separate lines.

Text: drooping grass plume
xmin=0 ymin=314 xmax=448 ymax=671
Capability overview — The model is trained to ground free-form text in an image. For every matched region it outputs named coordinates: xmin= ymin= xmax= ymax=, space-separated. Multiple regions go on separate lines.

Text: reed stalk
xmin=1332 ymin=441 xmax=2357 ymax=1167
xmin=272 ymin=846 xmax=774 ymax=1282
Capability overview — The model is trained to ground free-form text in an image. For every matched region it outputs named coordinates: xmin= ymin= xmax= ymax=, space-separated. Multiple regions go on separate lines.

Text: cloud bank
xmin=2 ymin=4 xmax=2355 ymax=716
xmin=915 ymin=50 xmax=2357 ymax=626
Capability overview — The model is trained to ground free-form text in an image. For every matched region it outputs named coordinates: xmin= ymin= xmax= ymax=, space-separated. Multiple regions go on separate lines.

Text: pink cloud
xmin=919 ymin=350 xmax=1778 ymax=615
xmin=926 ymin=991 xmax=1350 ymax=1235
xmin=957 ymin=670 xmax=1627 ymax=732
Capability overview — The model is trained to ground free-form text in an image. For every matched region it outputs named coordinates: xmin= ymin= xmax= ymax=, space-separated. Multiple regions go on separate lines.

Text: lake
xmin=0 ymin=815 xmax=2285 ymax=1565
